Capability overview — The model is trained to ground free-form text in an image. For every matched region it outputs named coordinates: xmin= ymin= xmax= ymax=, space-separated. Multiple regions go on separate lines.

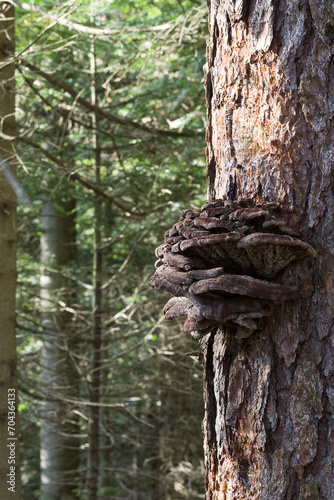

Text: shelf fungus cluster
xmin=150 ymin=199 xmax=316 ymax=339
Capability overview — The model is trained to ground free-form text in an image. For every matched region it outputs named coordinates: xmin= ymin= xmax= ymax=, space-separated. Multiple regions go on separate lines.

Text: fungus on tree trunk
xmin=150 ymin=199 xmax=315 ymax=338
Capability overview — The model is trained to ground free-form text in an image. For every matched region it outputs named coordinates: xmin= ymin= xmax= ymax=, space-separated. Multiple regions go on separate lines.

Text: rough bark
xmin=0 ymin=3 xmax=21 ymax=498
xmin=40 ymin=200 xmax=80 ymax=499
xmin=203 ymin=1 xmax=334 ymax=499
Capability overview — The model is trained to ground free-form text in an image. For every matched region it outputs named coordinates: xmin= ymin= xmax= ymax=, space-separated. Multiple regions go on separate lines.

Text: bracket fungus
xmin=150 ymin=200 xmax=316 ymax=339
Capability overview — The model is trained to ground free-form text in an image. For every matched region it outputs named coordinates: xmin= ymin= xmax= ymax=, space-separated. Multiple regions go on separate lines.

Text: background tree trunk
xmin=40 ymin=200 xmax=79 ymax=499
xmin=203 ymin=1 xmax=334 ymax=498
xmin=0 ymin=3 xmax=20 ymax=498
xmin=87 ymin=34 xmax=103 ymax=500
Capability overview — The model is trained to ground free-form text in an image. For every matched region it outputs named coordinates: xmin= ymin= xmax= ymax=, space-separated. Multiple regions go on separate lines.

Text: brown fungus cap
xmin=156 ymin=265 xmax=225 ymax=286
xmin=163 ymin=297 xmax=199 ymax=320
xmin=189 ymin=274 xmax=301 ymax=301
xmin=178 ymin=232 xmax=254 ymax=275
xmin=237 ymin=233 xmax=317 ymax=279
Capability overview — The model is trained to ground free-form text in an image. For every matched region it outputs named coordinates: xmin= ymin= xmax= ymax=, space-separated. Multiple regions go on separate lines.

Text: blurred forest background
xmin=15 ymin=0 xmax=207 ymax=498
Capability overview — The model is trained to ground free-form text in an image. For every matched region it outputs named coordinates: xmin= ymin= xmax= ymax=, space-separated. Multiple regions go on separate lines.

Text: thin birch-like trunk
xmin=40 ymin=200 xmax=79 ymax=499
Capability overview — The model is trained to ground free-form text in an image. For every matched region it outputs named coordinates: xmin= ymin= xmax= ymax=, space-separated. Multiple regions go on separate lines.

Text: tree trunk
xmin=0 ymin=3 xmax=21 ymax=498
xmin=87 ymin=34 xmax=103 ymax=500
xmin=40 ymin=200 xmax=80 ymax=499
xmin=203 ymin=1 xmax=334 ymax=498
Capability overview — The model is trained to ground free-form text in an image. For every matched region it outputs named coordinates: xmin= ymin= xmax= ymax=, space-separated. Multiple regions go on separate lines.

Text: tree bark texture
xmin=203 ymin=1 xmax=334 ymax=499
xmin=40 ymin=201 xmax=80 ymax=499
xmin=0 ymin=3 xmax=20 ymax=498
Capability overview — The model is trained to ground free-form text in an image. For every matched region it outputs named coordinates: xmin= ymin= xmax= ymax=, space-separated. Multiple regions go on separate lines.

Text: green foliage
xmin=16 ymin=0 xmax=207 ymax=498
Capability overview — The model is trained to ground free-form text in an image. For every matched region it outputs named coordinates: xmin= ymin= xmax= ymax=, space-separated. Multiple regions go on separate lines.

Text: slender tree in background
xmin=87 ymin=31 xmax=103 ymax=500
xmin=40 ymin=200 xmax=79 ymax=499
xmin=0 ymin=2 xmax=20 ymax=498
xmin=202 ymin=0 xmax=334 ymax=498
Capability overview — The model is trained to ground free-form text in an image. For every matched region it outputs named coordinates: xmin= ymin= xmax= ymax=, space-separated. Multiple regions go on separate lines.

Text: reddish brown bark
xmin=202 ymin=1 xmax=334 ymax=499
xmin=0 ymin=4 xmax=20 ymax=498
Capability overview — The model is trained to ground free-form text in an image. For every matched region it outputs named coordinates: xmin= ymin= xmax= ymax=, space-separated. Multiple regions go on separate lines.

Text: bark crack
xmin=225 ymin=104 xmax=235 ymax=160
xmin=206 ymin=330 xmax=217 ymax=450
